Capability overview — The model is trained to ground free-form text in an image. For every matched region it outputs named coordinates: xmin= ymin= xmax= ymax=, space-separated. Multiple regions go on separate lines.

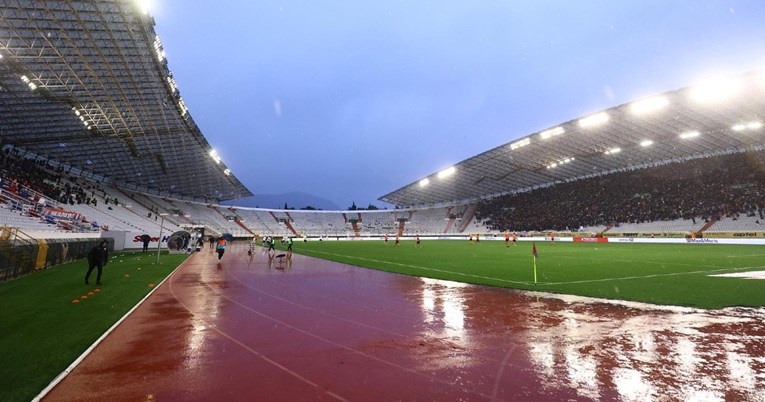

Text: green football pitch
xmin=286 ymin=240 xmax=765 ymax=310
xmin=0 ymin=251 xmax=189 ymax=402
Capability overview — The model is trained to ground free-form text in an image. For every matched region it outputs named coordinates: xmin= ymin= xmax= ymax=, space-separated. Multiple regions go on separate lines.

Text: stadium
xmin=1 ymin=1 xmax=764 ymax=401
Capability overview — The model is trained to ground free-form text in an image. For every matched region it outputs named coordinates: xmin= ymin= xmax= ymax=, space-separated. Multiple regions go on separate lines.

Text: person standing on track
xmin=216 ymin=237 xmax=227 ymax=261
xmin=248 ymin=236 xmax=258 ymax=257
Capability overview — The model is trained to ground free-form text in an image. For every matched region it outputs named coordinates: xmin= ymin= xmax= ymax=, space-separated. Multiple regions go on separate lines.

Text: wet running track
xmin=44 ymin=243 xmax=765 ymax=401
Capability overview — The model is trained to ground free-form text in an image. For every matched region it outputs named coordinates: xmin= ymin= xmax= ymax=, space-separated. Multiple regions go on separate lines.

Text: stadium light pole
xmin=156 ymin=213 xmax=168 ymax=263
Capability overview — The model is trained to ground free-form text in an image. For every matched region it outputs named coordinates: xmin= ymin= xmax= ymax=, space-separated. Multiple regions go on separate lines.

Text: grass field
xmin=284 ymin=239 xmax=765 ymax=310
xmin=3 ymin=240 xmax=763 ymax=401
xmin=0 ymin=251 xmax=189 ymax=402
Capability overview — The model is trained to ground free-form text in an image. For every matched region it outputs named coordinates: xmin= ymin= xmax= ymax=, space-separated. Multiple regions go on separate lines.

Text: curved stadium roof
xmin=380 ymin=70 xmax=765 ymax=207
xmin=0 ymin=0 xmax=251 ymax=202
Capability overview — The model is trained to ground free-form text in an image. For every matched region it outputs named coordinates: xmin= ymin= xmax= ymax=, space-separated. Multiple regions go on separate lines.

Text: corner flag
xmin=532 ymin=242 xmax=538 ymax=285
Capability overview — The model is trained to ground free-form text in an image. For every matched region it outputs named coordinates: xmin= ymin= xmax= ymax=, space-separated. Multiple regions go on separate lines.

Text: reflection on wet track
xmin=44 ymin=243 xmax=765 ymax=401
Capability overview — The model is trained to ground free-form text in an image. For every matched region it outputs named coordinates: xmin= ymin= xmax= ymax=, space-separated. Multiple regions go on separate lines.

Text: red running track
xmin=44 ymin=242 xmax=765 ymax=401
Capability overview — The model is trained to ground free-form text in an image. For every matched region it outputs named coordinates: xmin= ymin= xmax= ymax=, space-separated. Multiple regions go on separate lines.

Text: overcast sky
xmin=149 ymin=0 xmax=765 ymax=208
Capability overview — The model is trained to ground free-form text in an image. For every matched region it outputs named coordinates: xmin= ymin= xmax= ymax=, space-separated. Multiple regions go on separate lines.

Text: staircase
xmin=284 ymin=220 xmax=300 ymax=237
xmin=269 ymin=211 xmax=280 ymax=223
xmin=698 ymin=219 xmax=717 ymax=234
xmin=444 ymin=218 xmax=456 ymax=233
xmin=234 ymin=219 xmax=255 ymax=236
xmin=350 ymin=221 xmax=361 ymax=237
xmin=457 ymin=204 xmax=478 ymax=233
xmin=284 ymin=212 xmax=301 ymax=237
xmin=598 ymin=222 xmax=615 ymax=237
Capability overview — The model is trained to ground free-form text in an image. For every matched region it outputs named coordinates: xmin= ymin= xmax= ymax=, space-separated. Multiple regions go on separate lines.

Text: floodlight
xmin=630 ymin=96 xmax=668 ymax=114
xmin=732 ymin=121 xmax=762 ymax=132
xmin=437 ymin=166 xmax=456 ymax=179
xmin=20 ymin=75 xmax=29 ymax=83
xmin=510 ymin=138 xmax=531 ymax=150
xmin=419 ymin=178 xmax=430 ymax=187
xmin=579 ymin=112 xmax=609 ymax=128
xmin=640 ymin=140 xmax=653 ymax=147
xmin=209 ymin=149 xmax=222 ymax=164
xmin=604 ymin=147 xmax=621 ymax=155
xmin=689 ymin=76 xmax=741 ymax=103
xmin=539 ymin=126 xmax=565 ymax=139
xmin=224 ymin=169 xmax=231 ymax=176
xmin=679 ymin=131 xmax=700 ymax=139
xmin=137 ymin=0 xmax=150 ymax=15
xmin=28 ymin=83 xmax=36 ymax=90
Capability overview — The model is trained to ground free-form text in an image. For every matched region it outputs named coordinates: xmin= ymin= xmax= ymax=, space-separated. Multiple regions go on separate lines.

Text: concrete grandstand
xmin=1 ymin=0 xmax=765 ymax=284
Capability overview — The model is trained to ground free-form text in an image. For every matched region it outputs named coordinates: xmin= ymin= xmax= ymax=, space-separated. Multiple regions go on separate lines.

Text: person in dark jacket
xmin=86 ymin=240 xmax=109 ymax=285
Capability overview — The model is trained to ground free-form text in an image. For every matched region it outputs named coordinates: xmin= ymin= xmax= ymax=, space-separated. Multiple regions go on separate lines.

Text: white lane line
xmin=33 ymin=257 xmax=190 ymax=402
xmin=182 ymin=255 xmax=513 ymax=401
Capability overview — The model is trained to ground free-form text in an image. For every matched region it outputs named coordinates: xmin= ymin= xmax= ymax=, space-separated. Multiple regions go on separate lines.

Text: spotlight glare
xmin=437 ymin=166 xmax=456 ymax=179
xmin=640 ymin=140 xmax=653 ymax=147
xmin=679 ymin=131 xmax=700 ymax=139
xmin=579 ymin=112 xmax=609 ymax=128
xmin=539 ymin=126 xmax=565 ymax=139
xmin=510 ymin=138 xmax=531 ymax=150
xmin=419 ymin=178 xmax=430 ymax=187
xmin=690 ymin=76 xmax=742 ymax=103
xmin=630 ymin=96 xmax=668 ymax=114
xmin=209 ymin=149 xmax=222 ymax=164
xmin=137 ymin=0 xmax=150 ymax=14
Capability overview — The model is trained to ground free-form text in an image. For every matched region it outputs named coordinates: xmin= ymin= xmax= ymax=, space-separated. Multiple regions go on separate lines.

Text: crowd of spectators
xmin=477 ymin=151 xmax=765 ymax=232
xmin=0 ymin=147 xmax=106 ymax=214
